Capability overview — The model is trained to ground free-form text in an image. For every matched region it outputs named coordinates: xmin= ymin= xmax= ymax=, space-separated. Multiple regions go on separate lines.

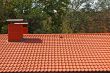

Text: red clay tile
xmin=0 ymin=33 xmax=110 ymax=72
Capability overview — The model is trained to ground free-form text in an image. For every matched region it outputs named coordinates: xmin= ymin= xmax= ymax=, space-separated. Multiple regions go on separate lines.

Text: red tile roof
xmin=0 ymin=34 xmax=110 ymax=72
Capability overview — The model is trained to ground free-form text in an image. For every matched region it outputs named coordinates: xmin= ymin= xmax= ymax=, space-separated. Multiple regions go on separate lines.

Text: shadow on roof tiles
xmin=21 ymin=38 xmax=43 ymax=43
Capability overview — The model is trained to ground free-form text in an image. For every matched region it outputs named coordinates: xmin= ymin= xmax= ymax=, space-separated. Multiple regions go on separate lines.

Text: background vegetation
xmin=0 ymin=0 xmax=110 ymax=34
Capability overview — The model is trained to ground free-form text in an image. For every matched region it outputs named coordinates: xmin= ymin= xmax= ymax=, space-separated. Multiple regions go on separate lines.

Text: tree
xmin=0 ymin=0 xmax=110 ymax=34
xmin=37 ymin=0 xmax=70 ymax=33
xmin=0 ymin=0 xmax=4 ymax=33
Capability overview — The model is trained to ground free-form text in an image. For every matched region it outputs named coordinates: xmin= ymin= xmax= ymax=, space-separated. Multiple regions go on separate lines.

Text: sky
xmin=74 ymin=0 xmax=99 ymax=9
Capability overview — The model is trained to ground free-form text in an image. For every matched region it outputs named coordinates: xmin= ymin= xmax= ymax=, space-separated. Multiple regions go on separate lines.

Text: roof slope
xmin=0 ymin=34 xmax=110 ymax=72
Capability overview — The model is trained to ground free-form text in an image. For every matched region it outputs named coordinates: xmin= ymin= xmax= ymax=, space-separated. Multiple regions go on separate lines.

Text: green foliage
xmin=1 ymin=24 xmax=8 ymax=34
xmin=37 ymin=0 xmax=70 ymax=33
xmin=68 ymin=11 xmax=89 ymax=33
xmin=0 ymin=0 xmax=110 ymax=34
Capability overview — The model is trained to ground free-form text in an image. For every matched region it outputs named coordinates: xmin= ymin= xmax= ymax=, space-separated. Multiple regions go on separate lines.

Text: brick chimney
xmin=7 ymin=19 xmax=28 ymax=42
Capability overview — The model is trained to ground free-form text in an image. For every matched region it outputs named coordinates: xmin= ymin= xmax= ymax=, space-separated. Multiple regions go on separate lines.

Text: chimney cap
xmin=6 ymin=19 xmax=24 ymax=22
xmin=14 ymin=23 xmax=28 ymax=25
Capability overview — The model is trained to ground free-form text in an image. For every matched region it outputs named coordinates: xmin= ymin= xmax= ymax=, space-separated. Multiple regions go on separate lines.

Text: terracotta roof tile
xmin=0 ymin=34 xmax=110 ymax=72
